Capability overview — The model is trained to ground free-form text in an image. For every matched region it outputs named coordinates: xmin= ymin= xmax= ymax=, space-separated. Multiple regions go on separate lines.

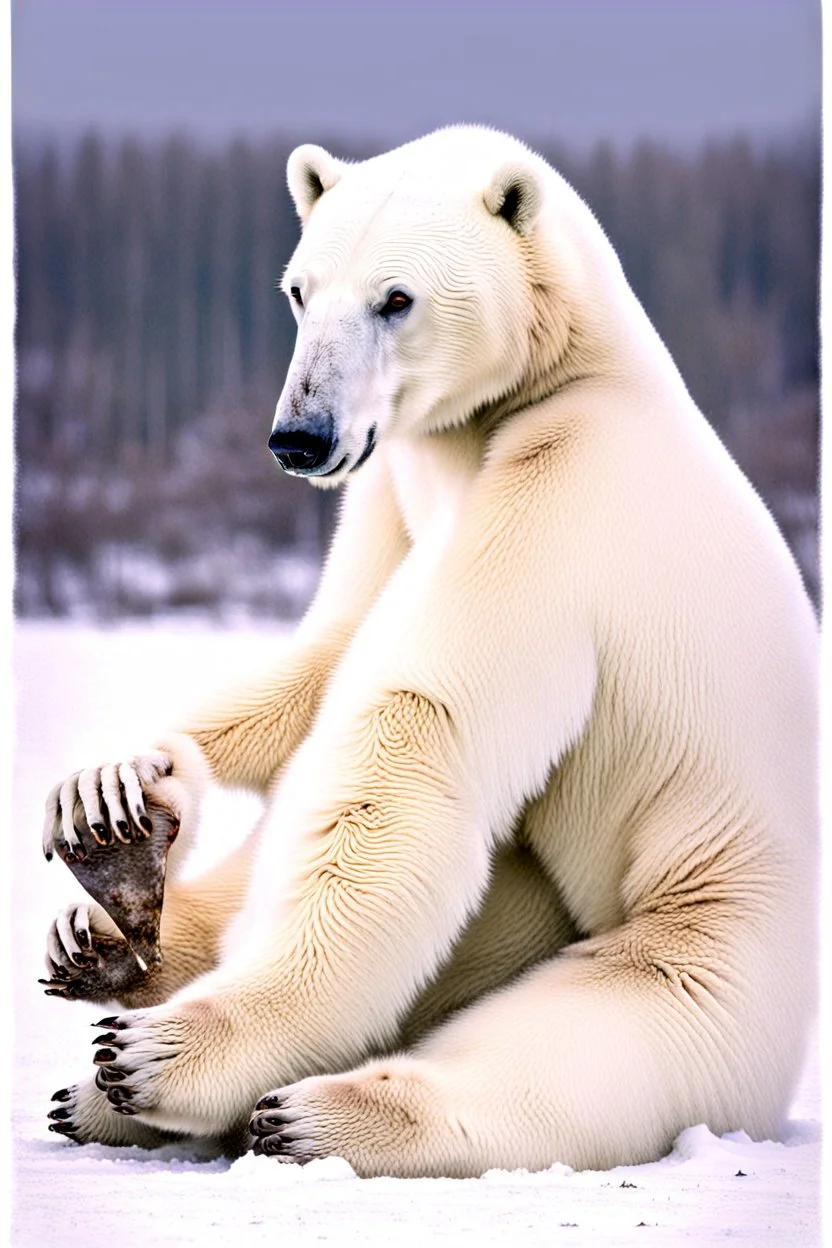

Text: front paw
xmin=89 ymin=999 xmax=243 ymax=1136
xmin=40 ymin=902 xmax=158 ymax=1004
xmin=46 ymin=1076 xmax=187 ymax=1149
xmin=41 ymin=773 xmax=180 ymax=968
xmin=42 ymin=751 xmax=173 ymax=862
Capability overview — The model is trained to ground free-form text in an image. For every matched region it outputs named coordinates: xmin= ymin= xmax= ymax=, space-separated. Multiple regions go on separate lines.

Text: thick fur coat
xmin=42 ymin=127 xmax=818 ymax=1176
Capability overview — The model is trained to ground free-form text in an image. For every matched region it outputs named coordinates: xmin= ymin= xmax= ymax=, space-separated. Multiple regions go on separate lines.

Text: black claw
xmin=48 ymin=1107 xmax=71 ymax=1121
xmin=255 ymin=1093 xmax=283 ymax=1111
xmin=107 ymin=1086 xmax=133 ymax=1106
xmin=94 ymin=1048 xmax=119 ymax=1064
xmin=139 ymin=815 xmax=153 ymax=834
xmin=112 ymin=1104 xmax=137 ymax=1116
xmin=250 ymin=1112 xmax=291 ymax=1136
xmin=258 ymin=1134 xmax=288 ymax=1156
xmin=91 ymin=822 xmax=112 ymax=845
xmin=44 ymin=988 xmax=67 ymax=998
xmin=107 ymin=1088 xmax=133 ymax=1108
xmin=48 ymin=1121 xmax=77 ymax=1135
xmin=94 ymin=1016 xmax=124 ymax=1029
xmin=44 ymin=850 xmax=53 ymax=862
xmin=92 ymin=1032 xmax=120 ymax=1047
xmin=51 ymin=1088 xmax=72 ymax=1103
xmin=116 ymin=821 xmax=132 ymax=841
xmin=95 ymin=1067 xmax=127 ymax=1091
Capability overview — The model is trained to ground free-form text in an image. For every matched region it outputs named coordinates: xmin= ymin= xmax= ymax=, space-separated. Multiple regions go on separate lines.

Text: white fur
xmin=47 ymin=127 xmax=817 ymax=1176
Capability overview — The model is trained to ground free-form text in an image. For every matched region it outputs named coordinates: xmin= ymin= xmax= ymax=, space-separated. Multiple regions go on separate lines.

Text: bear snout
xmin=268 ymin=414 xmax=336 ymax=476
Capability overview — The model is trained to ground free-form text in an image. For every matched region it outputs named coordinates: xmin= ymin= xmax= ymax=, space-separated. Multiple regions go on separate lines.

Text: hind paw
xmin=46 ymin=1077 xmax=178 ymax=1149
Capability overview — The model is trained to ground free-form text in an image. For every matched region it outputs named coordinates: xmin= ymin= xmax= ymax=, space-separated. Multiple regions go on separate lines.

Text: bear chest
xmin=384 ymin=429 xmax=482 ymax=545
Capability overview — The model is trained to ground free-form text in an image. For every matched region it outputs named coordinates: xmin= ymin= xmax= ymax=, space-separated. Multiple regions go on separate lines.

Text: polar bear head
xmin=269 ymin=126 xmax=619 ymax=485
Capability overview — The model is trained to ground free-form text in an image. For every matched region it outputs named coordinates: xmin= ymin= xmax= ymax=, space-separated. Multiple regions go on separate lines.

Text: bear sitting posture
xmin=41 ymin=126 xmax=818 ymax=1177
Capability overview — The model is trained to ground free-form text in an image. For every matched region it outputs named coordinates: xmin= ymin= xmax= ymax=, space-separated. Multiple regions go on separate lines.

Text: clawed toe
xmin=93 ymin=1046 xmax=120 ymax=1065
xmin=94 ymin=1066 xmax=126 ymax=1090
xmin=250 ymin=1130 xmax=311 ymax=1162
xmin=39 ymin=975 xmax=87 ymax=1000
xmin=254 ymin=1092 xmax=283 ymax=1112
xmin=248 ymin=1094 xmax=312 ymax=1161
xmin=90 ymin=1023 xmax=139 ymax=1109
xmin=91 ymin=1031 xmax=124 ymax=1048
xmin=249 ymin=1110 xmax=293 ymax=1136
xmin=48 ymin=1122 xmax=80 ymax=1140
xmin=47 ymin=1088 xmax=80 ymax=1142
xmin=106 ymin=1087 xmax=134 ymax=1107
xmin=90 ymin=821 xmax=113 ymax=846
xmin=252 ymin=1134 xmax=291 ymax=1157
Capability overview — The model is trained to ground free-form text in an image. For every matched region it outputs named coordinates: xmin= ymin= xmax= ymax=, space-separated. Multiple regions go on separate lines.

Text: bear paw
xmin=47 ymin=1076 xmax=180 ymax=1149
xmin=42 ymin=776 xmax=182 ymax=970
xmin=89 ymin=997 xmax=244 ymax=1136
xmin=248 ymin=1063 xmax=468 ymax=1177
xmin=40 ymin=901 xmax=157 ymax=1004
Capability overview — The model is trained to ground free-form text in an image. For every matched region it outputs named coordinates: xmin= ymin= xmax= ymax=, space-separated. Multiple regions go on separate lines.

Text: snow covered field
xmin=11 ymin=621 xmax=823 ymax=1245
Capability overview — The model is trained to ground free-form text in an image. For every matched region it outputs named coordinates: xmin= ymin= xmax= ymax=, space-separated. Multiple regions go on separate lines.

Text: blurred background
xmin=12 ymin=0 xmax=822 ymax=620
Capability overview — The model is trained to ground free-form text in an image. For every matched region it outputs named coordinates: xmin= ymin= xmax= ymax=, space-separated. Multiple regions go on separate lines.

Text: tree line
xmin=14 ymin=128 xmax=820 ymax=617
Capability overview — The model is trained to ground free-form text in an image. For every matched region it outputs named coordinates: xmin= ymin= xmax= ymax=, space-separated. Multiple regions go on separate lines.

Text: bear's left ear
xmin=287 ymin=144 xmax=345 ymax=224
xmin=483 ymin=162 xmax=543 ymax=237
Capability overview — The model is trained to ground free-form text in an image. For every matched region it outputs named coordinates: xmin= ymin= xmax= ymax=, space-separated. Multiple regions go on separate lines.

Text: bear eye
xmin=379 ymin=290 xmax=413 ymax=318
xmin=290 ymin=286 xmax=304 ymax=308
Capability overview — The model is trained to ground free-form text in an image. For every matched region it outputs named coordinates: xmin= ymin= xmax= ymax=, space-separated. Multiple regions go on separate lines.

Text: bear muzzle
xmin=268 ymin=416 xmax=378 ymax=480
xmin=268 ymin=414 xmax=337 ymax=476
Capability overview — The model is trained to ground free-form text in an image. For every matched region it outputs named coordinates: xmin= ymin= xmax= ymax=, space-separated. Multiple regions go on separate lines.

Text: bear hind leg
xmin=249 ymin=911 xmax=802 ymax=1177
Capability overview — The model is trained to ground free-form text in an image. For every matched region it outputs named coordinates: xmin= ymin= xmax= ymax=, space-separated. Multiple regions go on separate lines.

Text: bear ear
xmin=287 ymin=144 xmax=345 ymax=223
xmin=483 ymin=162 xmax=543 ymax=237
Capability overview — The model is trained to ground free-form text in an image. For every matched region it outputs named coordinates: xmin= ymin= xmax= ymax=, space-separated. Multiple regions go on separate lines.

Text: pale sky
xmin=11 ymin=0 xmax=821 ymax=151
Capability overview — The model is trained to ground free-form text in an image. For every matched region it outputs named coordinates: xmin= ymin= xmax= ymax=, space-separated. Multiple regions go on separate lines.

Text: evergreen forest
xmin=14 ymin=130 xmax=820 ymax=617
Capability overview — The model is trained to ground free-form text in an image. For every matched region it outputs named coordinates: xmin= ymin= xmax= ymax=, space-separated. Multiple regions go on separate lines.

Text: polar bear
xmin=41 ymin=126 xmax=818 ymax=1177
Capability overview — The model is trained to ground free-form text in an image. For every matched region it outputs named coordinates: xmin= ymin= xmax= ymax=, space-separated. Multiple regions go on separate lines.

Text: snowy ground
xmin=11 ymin=621 xmax=823 ymax=1246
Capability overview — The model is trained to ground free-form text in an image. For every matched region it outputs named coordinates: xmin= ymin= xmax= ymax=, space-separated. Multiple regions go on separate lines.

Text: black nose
xmin=268 ymin=420 xmax=334 ymax=474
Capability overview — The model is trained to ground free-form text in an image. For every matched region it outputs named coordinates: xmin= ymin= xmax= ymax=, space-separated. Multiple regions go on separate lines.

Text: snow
xmin=11 ymin=621 xmax=823 ymax=1246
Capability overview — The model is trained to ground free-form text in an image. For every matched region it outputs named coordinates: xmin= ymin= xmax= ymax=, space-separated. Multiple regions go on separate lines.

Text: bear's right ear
xmin=287 ymin=144 xmax=345 ymax=224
